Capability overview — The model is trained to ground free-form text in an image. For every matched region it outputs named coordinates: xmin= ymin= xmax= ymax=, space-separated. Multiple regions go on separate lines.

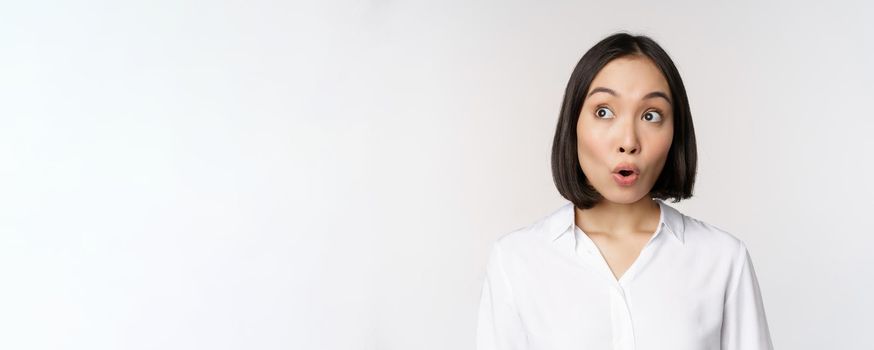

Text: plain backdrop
xmin=1 ymin=0 xmax=872 ymax=349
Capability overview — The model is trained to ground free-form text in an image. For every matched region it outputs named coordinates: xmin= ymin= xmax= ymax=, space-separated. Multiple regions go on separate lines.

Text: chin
xmin=600 ymin=189 xmax=649 ymax=204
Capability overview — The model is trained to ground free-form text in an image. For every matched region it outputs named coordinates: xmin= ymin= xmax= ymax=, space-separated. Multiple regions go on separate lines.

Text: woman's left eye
xmin=643 ymin=110 xmax=663 ymax=122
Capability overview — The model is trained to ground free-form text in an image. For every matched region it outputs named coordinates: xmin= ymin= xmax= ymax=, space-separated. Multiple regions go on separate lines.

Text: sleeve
xmin=476 ymin=241 xmax=529 ymax=350
xmin=721 ymin=242 xmax=775 ymax=350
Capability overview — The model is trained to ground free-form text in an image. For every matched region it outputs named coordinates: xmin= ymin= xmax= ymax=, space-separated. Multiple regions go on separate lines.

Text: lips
xmin=612 ymin=162 xmax=640 ymax=175
xmin=613 ymin=172 xmax=639 ymax=186
xmin=612 ymin=162 xmax=640 ymax=187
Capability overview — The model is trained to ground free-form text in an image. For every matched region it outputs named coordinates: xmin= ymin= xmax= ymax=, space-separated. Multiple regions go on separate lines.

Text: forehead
xmin=587 ymin=56 xmax=670 ymax=98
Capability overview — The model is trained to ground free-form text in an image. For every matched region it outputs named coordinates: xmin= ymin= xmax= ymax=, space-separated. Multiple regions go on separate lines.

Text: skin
xmin=573 ymin=55 xmax=675 ymax=281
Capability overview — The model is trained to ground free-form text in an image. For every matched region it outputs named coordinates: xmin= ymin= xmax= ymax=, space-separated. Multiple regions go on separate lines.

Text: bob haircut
xmin=551 ymin=32 xmax=698 ymax=209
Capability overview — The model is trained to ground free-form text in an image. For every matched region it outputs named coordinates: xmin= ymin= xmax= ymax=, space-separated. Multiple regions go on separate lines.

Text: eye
xmin=594 ymin=106 xmax=614 ymax=119
xmin=643 ymin=109 xmax=664 ymax=123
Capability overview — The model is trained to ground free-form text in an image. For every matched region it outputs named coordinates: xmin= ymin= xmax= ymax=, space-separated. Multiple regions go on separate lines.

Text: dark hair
xmin=551 ymin=31 xmax=697 ymax=209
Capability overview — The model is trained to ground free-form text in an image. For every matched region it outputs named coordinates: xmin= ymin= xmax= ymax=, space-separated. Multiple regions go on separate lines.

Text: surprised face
xmin=576 ymin=55 xmax=674 ymax=204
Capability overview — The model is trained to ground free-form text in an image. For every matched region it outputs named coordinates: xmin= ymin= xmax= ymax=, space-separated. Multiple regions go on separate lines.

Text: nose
xmin=619 ymin=145 xmax=638 ymax=154
xmin=617 ymin=117 xmax=640 ymax=155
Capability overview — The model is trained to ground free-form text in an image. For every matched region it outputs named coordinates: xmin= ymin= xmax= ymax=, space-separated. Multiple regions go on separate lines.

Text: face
xmin=577 ymin=55 xmax=674 ymax=204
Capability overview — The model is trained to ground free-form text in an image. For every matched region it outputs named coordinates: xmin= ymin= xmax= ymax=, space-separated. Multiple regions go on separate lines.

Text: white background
xmin=1 ymin=1 xmax=872 ymax=349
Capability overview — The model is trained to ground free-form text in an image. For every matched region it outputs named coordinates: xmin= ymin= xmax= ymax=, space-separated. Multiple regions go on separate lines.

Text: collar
xmin=545 ymin=198 xmax=685 ymax=244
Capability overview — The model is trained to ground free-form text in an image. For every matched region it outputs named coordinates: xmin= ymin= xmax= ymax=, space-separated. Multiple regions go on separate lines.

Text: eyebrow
xmin=587 ymin=86 xmax=672 ymax=104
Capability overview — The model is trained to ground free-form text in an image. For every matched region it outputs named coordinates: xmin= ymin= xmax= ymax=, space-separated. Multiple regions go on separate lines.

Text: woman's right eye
xmin=595 ymin=106 xmax=614 ymax=119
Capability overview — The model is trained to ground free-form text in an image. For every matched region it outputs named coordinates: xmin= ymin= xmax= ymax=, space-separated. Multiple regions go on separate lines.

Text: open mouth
xmin=613 ymin=171 xmax=639 ymax=186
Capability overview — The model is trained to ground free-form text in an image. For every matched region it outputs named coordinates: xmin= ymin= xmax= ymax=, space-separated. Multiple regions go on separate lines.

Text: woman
xmin=475 ymin=32 xmax=774 ymax=350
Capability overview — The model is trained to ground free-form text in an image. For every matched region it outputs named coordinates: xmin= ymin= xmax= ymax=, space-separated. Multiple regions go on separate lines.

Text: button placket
xmin=574 ymin=225 xmax=653 ymax=350
xmin=574 ymin=229 xmax=635 ymax=349
xmin=610 ymin=284 xmax=636 ymax=350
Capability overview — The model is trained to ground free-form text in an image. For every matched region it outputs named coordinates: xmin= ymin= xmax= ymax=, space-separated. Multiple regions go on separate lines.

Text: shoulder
xmin=487 ymin=204 xmax=564 ymax=258
xmin=681 ymin=211 xmax=751 ymax=262
xmin=491 ymin=220 xmax=546 ymax=255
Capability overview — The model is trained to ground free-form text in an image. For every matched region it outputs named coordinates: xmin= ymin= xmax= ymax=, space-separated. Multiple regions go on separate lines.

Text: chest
xmin=586 ymin=232 xmax=654 ymax=281
xmin=509 ymin=240 xmax=730 ymax=350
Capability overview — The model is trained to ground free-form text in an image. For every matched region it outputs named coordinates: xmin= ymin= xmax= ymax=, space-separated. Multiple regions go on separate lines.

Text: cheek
xmin=657 ymin=124 xmax=674 ymax=153
xmin=654 ymin=133 xmax=673 ymax=155
xmin=576 ymin=122 xmax=609 ymax=166
xmin=649 ymin=131 xmax=674 ymax=173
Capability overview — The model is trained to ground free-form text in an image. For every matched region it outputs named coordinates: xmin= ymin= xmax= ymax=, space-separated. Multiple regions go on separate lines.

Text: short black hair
xmin=551 ymin=32 xmax=698 ymax=209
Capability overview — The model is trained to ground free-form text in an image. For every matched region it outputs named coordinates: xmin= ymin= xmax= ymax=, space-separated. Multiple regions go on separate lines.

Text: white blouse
xmin=476 ymin=198 xmax=774 ymax=350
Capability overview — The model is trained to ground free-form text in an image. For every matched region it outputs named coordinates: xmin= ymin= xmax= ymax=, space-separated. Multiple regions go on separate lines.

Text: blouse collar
xmin=545 ymin=198 xmax=686 ymax=245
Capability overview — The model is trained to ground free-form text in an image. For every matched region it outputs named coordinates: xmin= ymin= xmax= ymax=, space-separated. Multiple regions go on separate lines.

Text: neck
xmin=574 ymin=194 xmax=660 ymax=238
